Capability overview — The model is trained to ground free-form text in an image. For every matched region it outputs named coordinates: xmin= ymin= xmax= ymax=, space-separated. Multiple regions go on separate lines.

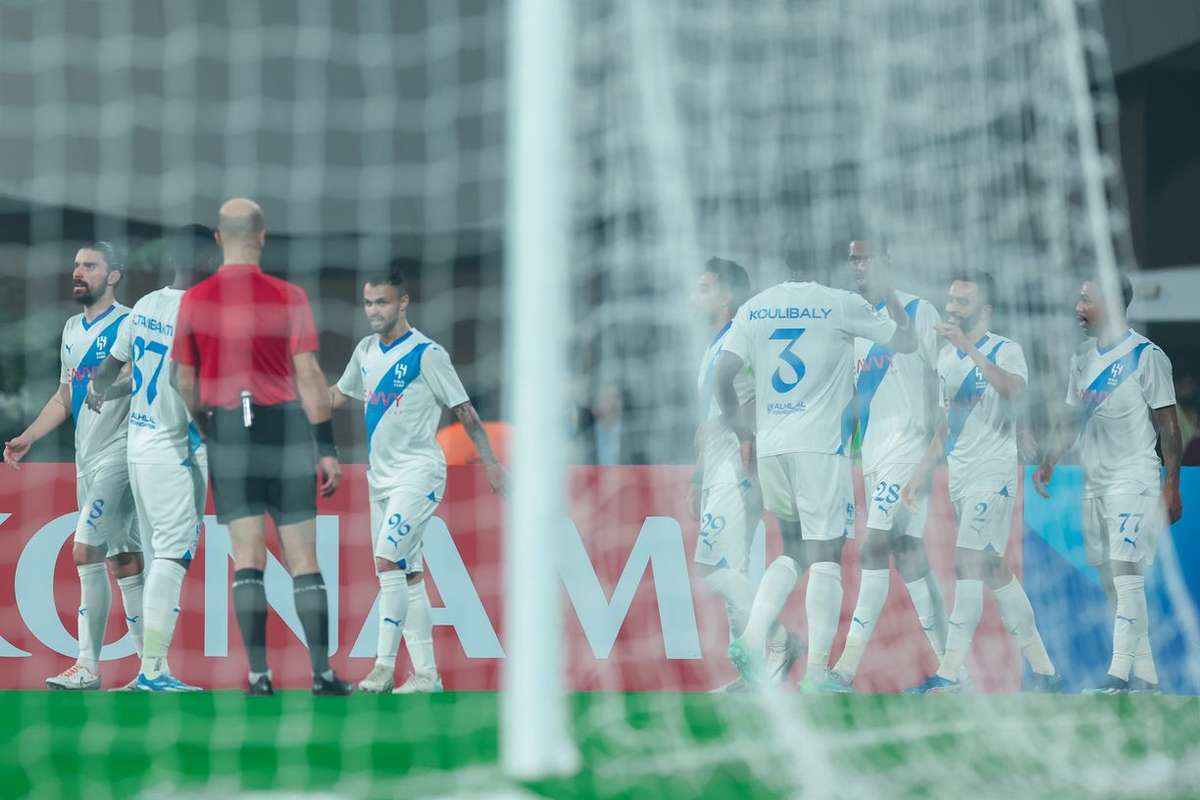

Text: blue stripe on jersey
xmin=181 ymin=422 xmax=204 ymax=466
xmin=944 ymin=338 xmax=1004 ymax=456
xmin=379 ymin=329 xmax=414 ymax=354
xmin=70 ymin=314 xmax=129 ymax=419
xmin=1079 ymin=341 xmax=1151 ymax=422
xmin=846 ymin=298 xmax=920 ymax=449
xmin=80 ymin=303 xmax=117 ymax=331
xmin=364 ymin=341 xmax=431 ymax=450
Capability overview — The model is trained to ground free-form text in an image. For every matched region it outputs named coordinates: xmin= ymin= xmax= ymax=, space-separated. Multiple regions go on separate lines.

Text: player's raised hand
xmin=935 ymin=321 xmax=970 ymax=352
xmin=3 ymin=434 xmax=31 ymax=469
xmin=317 ymin=455 xmax=341 ymax=497
xmin=1163 ymin=480 xmax=1183 ymax=525
xmin=1033 ymin=462 xmax=1054 ymax=498
xmin=485 ymin=462 xmax=507 ymax=495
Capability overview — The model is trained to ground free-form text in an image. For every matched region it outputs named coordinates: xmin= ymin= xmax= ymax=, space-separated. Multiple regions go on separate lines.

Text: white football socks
xmin=906 ymin=574 xmax=948 ymax=658
xmin=993 ymin=577 xmax=1054 ymax=675
xmin=141 ymin=559 xmax=186 ymax=676
xmin=740 ymin=556 xmax=798 ymax=653
xmin=937 ymin=579 xmax=982 ymax=681
xmin=76 ymin=562 xmax=110 ymax=670
xmin=805 ymin=561 xmax=843 ymax=673
xmin=1133 ymin=630 xmax=1158 ymax=685
xmin=1109 ymin=574 xmax=1148 ymax=681
xmin=116 ymin=571 xmax=145 ymax=659
xmin=701 ymin=567 xmax=755 ymax=642
xmin=375 ymin=571 xmax=409 ymax=670
xmin=405 ymin=579 xmax=438 ymax=675
xmin=834 ymin=568 xmax=888 ymax=679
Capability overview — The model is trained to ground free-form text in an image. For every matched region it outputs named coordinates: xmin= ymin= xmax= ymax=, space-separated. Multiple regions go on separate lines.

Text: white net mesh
xmin=1 ymin=0 xmax=1198 ymax=798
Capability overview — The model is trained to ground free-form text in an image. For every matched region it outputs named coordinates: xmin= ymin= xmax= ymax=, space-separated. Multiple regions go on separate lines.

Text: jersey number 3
xmin=769 ymin=327 xmax=806 ymax=393
xmin=131 ymin=336 xmax=170 ymax=405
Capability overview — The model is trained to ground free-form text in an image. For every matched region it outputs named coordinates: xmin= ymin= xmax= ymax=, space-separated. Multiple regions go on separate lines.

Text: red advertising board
xmin=0 ymin=464 xmax=1018 ymax=691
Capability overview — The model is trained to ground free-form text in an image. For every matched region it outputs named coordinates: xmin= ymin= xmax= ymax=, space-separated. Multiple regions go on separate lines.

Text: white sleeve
xmin=111 ymin=312 xmax=133 ymax=362
xmin=721 ymin=307 xmax=753 ymax=365
xmin=1138 ymin=346 xmax=1176 ymax=410
xmin=841 ymin=291 xmax=897 ymax=344
xmin=1064 ymin=353 xmax=1081 ymax=407
xmin=996 ymin=340 xmax=1028 ymax=383
xmin=422 ymin=344 xmax=470 ymax=408
xmin=59 ymin=322 xmax=71 ymax=385
xmin=335 ymin=344 xmax=365 ymax=402
xmin=937 ymin=359 xmax=950 ymax=410
xmin=917 ymin=300 xmax=942 ymax=367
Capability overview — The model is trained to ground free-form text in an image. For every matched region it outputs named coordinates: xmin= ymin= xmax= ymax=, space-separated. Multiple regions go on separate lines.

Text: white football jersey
xmin=937 ymin=331 xmax=1026 ymax=496
xmin=722 ymin=281 xmax=897 ymax=457
xmin=697 ymin=320 xmax=754 ymax=485
xmin=111 ymin=287 xmax=206 ymax=466
xmin=336 ymin=328 xmax=470 ymax=498
xmin=60 ymin=303 xmax=131 ymax=476
xmin=1066 ymin=330 xmax=1175 ymax=498
xmin=852 ymin=292 xmax=941 ymax=469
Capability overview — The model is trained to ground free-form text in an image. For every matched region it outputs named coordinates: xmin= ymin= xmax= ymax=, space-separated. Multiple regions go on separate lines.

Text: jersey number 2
xmin=769 ymin=327 xmax=807 ymax=393
xmin=131 ymin=336 xmax=169 ymax=405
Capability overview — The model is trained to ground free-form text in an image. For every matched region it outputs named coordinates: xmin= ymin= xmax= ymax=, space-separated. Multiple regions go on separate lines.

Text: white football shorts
xmin=74 ymin=461 xmax=140 ymax=556
xmin=1083 ymin=490 xmax=1166 ymax=567
xmin=952 ymin=481 xmax=1016 ymax=556
xmin=694 ymin=477 xmax=762 ymax=570
xmin=863 ymin=461 xmax=928 ymax=537
xmin=757 ymin=452 xmax=854 ymax=541
xmin=370 ymin=483 xmax=443 ymax=572
xmin=130 ymin=459 xmax=207 ymax=561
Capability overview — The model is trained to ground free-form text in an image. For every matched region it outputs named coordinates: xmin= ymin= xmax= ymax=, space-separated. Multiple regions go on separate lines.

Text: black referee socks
xmin=232 ymin=568 xmax=269 ymax=674
xmin=292 ymin=573 xmax=331 ymax=676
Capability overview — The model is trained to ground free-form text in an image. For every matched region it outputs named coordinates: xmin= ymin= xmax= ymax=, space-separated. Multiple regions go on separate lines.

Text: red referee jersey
xmin=173 ymin=263 xmax=319 ymax=409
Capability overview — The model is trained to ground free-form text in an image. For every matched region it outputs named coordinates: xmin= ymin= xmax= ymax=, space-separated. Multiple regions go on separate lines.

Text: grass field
xmin=0 ymin=691 xmax=1197 ymax=799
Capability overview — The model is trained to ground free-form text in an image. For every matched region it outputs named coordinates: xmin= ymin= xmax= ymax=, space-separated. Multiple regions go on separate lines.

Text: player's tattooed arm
xmin=1152 ymin=404 xmax=1183 ymax=524
xmin=3 ymin=384 xmax=71 ymax=467
xmin=452 ymin=401 xmax=506 ymax=494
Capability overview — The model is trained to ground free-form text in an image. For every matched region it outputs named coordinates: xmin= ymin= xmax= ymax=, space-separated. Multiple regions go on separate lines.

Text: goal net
xmin=0 ymin=0 xmax=1197 ymax=798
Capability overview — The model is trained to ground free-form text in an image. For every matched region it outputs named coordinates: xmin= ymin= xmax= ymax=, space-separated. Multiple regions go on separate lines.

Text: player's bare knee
xmin=982 ymin=556 xmax=1012 ymax=590
xmin=106 ymin=551 xmax=143 ymax=578
xmin=893 ymin=541 xmax=930 ymax=583
xmin=859 ymin=531 xmax=891 ymax=570
xmin=375 ymin=557 xmax=401 ymax=574
xmin=72 ymin=541 xmax=106 ymax=566
xmin=953 ymin=548 xmax=987 ymax=580
xmin=804 ymin=536 xmax=844 ymax=566
xmin=1109 ymin=558 xmax=1143 ymax=578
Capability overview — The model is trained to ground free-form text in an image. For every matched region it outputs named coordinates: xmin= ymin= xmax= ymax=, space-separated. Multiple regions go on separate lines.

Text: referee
xmin=172 ymin=198 xmax=351 ymax=696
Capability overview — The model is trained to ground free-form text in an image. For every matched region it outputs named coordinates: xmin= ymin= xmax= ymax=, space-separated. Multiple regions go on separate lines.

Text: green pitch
xmin=0 ymin=691 xmax=1196 ymax=799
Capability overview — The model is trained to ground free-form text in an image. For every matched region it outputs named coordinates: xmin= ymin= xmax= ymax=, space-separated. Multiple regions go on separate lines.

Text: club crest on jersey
xmin=95 ymin=335 xmax=108 ymax=356
xmin=392 ymin=362 xmax=410 ymax=388
xmin=973 ymin=367 xmax=987 ymax=388
xmin=1106 ymin=362 xmax=1125 ymax=385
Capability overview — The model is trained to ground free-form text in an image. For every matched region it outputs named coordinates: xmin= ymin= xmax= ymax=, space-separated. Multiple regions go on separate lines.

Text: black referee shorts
xmin=206 ymin=402 xmax=317 ymax=526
